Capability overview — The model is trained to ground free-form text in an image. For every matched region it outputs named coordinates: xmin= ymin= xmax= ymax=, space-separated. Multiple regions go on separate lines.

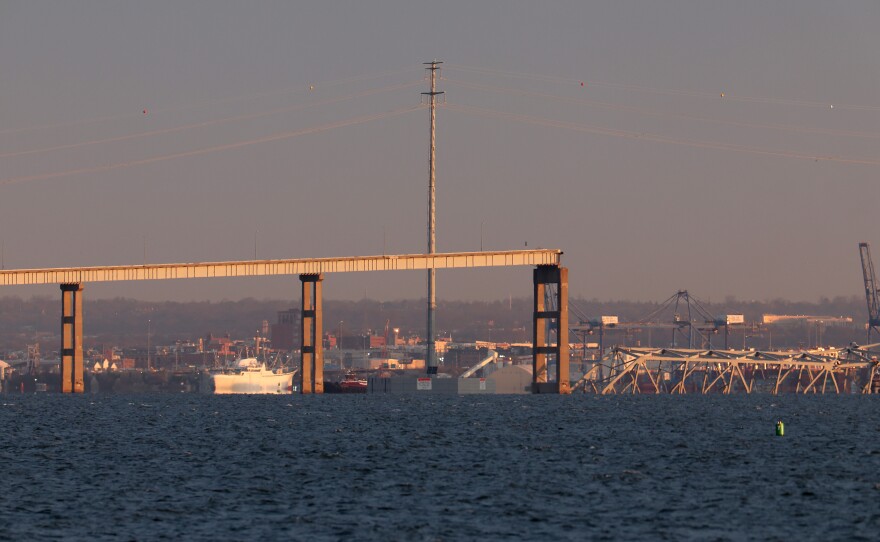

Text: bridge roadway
xmin=0 ymin=249 xmax=570 ymax=395
xmin=0 ymin=249 xmax=561 ymax=285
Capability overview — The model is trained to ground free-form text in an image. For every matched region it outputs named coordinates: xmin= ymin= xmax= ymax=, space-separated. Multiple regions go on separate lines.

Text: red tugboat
xmin=338 ymin=371 xmax=368 ymax=393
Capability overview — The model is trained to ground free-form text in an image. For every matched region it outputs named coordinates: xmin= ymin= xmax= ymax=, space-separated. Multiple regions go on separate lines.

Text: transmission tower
xmin=422 ymin=60 xmax=443 ymax=375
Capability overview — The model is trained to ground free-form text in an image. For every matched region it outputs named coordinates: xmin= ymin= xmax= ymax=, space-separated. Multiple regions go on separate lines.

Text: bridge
xmin=574 ymin=345 xmax=880 ymax=394
xmin=0 ymin=249 xmax=571 ymax=395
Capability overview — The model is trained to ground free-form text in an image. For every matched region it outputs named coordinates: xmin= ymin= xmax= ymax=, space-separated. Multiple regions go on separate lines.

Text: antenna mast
xmin=423 ymin=60 xmax=444 ymax=375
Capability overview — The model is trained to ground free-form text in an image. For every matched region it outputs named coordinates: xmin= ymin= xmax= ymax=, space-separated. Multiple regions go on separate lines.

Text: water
xmin=1 ymin=394 xmax=878 ymax=541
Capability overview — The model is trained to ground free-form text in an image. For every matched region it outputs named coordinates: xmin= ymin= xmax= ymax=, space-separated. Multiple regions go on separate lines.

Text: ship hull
xmin=211 ymin=369 xmax=294 ymax=394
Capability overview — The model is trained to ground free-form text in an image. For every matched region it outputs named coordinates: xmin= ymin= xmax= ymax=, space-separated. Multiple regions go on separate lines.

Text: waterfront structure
xmin=0 ymin=249 xmax=569 ymax=395
xmin=270 ymin=309 xmax=300 ymax=351
xmin=575 ymin=345 xmax=880 ymax=395
xmin=859 ymin=242 xmax=880 ymax=343
xmin=762 ymin=315 xmax=854 ymax=326
xmin=487 ymin=364 xmax=533 ymax=394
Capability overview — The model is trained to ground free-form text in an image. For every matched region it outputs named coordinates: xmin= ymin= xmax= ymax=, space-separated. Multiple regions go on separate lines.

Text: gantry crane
xmin=858 ymin=242 xmax=880 ymax=343
xmin=569 ymin=290 xmax=747 ymax=352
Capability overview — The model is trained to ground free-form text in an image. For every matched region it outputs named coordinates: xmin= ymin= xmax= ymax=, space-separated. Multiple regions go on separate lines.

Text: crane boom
xmin=858 ymin=242 xmax=880 ymax=342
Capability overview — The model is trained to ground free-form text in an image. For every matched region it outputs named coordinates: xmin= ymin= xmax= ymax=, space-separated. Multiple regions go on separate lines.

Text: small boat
xmin=210 ymin=358 xmax=294 ymax=394
xmin=338 ymin=371 xmax=368 ymax=393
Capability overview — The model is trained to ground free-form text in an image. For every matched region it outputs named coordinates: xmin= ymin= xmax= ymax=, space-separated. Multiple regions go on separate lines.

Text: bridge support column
xmin=532 ymin=265 xmax=570 ymax=394
xmin=300 ymin=274 xmax=324 ymax=394
xmin=60 ymin=283 xmax=84 ymax=393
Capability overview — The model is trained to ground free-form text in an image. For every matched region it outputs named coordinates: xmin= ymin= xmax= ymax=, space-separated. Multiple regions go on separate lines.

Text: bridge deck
xmin=0 ymin=249 xmax=562 ymax=285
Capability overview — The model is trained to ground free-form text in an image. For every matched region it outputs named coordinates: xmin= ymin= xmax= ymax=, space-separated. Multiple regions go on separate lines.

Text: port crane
xmin=381 ymin=319 xmax=390 ymax=359
xmin=569 ymin=290 xmax=743 ymax=352
xmin=858 ymin=242 xmax=880 ymax=343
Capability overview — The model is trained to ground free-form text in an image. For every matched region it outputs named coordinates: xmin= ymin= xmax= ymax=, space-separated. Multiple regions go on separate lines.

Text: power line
xmin=445 ymin=63 xmax=880 ymax=112
xmin=445 ymin=103 xmax=880 ymax=166
xmin=0 ymin=64 xmax=420 ymax=137
xmin=0 ymin=80 xmax=422 ymax=160
xmin=443 ymin=78 xmax=880 ymax=141
xmin=0 ymin=105 xmax=425 ymax=187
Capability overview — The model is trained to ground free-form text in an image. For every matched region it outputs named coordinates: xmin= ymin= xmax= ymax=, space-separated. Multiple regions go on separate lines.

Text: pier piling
xmin=300 ymin=274 xmax=324 ymax=394
xmin=60 ymin=283 xmax=84 ymax=393
xmin=532 ymin=265 xmax=570 ymax=394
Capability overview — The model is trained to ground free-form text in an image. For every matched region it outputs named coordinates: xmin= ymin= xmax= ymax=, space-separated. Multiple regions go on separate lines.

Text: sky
xmin=1 ymin=1 xmax=879 ymax=305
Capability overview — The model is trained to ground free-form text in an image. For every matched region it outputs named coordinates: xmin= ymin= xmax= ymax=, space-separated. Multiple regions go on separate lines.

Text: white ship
xmin=210 ymin=358 xmax=295 ymax=394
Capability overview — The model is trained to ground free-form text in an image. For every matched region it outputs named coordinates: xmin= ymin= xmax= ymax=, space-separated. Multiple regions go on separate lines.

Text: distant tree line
xmin=0 ymin=294 xmax=869 ymax=353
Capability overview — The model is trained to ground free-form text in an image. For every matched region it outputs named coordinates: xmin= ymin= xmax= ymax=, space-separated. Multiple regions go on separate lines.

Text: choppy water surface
xmin=1 ymin=393 xmax=878 ymax=541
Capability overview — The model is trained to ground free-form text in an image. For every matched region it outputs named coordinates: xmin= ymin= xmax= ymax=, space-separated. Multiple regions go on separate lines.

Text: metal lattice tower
xmin=422 ymin=60 xmax=443 ymax=374
xmin=636 ymin=290 xmax=717 ymax=349
xmin=858 ymin=242 xmax=880 ymax=343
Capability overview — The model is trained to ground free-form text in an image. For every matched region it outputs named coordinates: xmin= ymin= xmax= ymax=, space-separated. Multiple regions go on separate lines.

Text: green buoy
xmin=776 ymin=420 xmax=784 ymax=436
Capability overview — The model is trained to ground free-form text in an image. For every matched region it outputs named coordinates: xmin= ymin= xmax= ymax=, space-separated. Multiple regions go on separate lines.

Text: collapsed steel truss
xmin=574 ymin=345 xmax=880 ymax=395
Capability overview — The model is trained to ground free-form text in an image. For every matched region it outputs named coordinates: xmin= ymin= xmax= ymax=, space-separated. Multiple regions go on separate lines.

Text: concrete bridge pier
xmin=0 ymin=250 xmax=561 ymax=394
xmin=60 ymin=283 xmax=85 ymax=393
xmin=532 ymin=265 xmax=570 ymax=394
xmin=300 ymin=274 xmax=324 ymax=394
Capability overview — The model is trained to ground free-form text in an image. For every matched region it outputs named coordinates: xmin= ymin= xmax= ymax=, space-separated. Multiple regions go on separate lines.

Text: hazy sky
xmin=2 ymin=1 xmax=879 ymax=304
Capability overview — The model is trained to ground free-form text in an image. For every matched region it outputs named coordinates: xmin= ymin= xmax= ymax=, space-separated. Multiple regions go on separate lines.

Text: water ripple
xmin=0 ymin=394 xmax=878 ymax=540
